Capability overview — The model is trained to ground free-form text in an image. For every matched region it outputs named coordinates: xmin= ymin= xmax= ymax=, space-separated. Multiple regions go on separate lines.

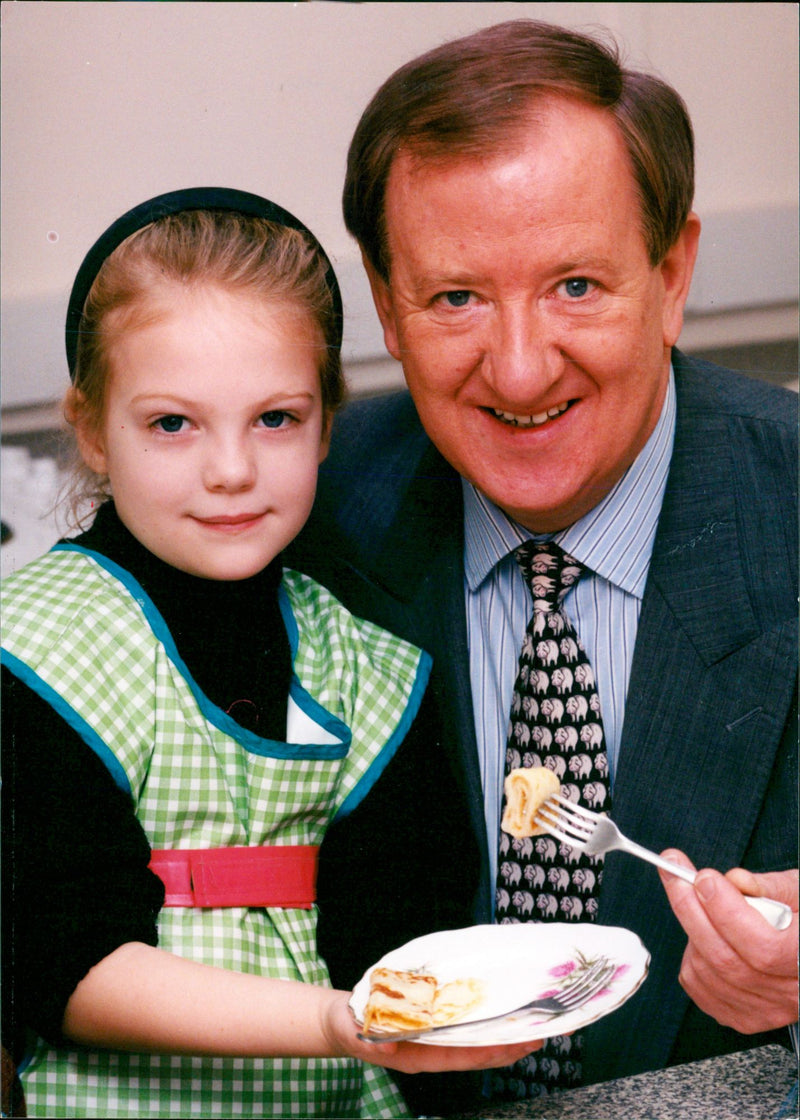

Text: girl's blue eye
xmin=155 ymin=415 xmax=185 ymax=433
xmin=564 ymin=278 xmax=590 ymax=298
xmin=261 ymin=410 xmax=289 ymax=429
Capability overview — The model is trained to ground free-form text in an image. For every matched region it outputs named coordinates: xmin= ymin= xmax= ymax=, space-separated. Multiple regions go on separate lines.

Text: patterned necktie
xmin=492 ymin=540 xmax=611 ymax=1100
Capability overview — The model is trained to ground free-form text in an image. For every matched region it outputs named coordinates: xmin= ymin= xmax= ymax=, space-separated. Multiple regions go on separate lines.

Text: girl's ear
xmin=318 ymin=409 xmax=333 ymax=464
xmin=65 ymin=387 xmax=108 ymax=475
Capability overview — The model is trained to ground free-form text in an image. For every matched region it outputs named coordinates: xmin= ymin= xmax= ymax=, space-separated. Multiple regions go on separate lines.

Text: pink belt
xmin=149 ymin=845 xmax=319 ymax=909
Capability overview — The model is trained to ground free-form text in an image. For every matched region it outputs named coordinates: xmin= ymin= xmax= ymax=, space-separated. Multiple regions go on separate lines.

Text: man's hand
xmin=658 ymin=851 xmax=798 ymax=1034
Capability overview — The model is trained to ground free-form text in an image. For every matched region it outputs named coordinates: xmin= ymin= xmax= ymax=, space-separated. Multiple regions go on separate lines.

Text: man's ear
xmin=66 ymin=387 xmax=108 ymax=475
xmin=361 ymin=252 xmax=402 ymax=362
xmin=660 ymin=212 xmax=701 ymax=348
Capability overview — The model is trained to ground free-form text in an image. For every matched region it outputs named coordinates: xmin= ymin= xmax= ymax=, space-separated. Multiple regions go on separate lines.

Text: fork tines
xmin=557 ymin=958 xmax=615 ymax=1009
xmin=535 ymin=796 xmax=594 ymax=842
xmin=553 ymin=794 xmax=600 ymax=820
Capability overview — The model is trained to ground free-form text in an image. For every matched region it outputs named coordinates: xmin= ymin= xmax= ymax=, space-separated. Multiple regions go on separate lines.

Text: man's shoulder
xmin=333 ymin=389 xmax=417 ymax=427
xmin=325 ymin=390 xmax=429 ymax=470
xmin=667 ymin=351 xmax=797 ymax=597
xmin=674 ymin=349 xmax=798 ymax=433
xmin=291 ymin=392 xmax=433 ymax=605
xmin=316 ymin=389 xmax=454 ymax=517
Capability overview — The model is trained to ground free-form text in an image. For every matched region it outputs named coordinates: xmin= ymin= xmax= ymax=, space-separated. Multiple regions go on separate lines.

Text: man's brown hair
xmin=343 ymin=20 xmax=694 ymax=278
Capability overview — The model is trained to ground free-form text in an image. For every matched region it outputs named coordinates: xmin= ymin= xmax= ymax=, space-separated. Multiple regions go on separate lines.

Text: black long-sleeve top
xmin=1 ymin=502 xmax=292 ymax=1058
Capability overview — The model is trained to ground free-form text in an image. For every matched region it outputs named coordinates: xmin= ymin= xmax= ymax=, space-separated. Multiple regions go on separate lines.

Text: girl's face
xmin=78 ymin=284 xmax=330 ymax=580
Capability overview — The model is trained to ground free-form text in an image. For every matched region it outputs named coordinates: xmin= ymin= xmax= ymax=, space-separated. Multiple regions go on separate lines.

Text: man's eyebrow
xmin=555 ymin=256 xmax=618 ymax=274
xmin=414 ymin=251 xmax=622 ymax=279
xmin=409 ymin=267 xmax=473 ymax=285
xmin=405 ymin=269 xmax=483 ymax=295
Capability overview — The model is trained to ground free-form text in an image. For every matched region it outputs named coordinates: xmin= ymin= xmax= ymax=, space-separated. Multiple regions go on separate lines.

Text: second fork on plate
xmin=358 ymin=955 xmax=616 ymax=1043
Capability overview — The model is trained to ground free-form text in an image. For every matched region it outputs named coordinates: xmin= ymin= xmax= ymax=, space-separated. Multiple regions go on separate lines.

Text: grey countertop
xmin=445 ymin=1044 xmax=798 ymax=1120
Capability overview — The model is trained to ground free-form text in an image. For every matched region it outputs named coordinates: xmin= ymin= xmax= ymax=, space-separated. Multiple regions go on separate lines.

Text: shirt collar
xmin=463 ymin=368 xmax=676 ymax=599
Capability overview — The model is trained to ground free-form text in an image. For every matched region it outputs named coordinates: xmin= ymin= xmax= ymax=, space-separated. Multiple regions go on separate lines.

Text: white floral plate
xmin=350 ymin=923 xmax=650 ymax=1045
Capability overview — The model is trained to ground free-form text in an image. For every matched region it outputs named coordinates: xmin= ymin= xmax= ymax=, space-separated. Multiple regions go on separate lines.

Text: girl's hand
xmin=65 ymin=943 xmax=542 ymax=1065
xmin=322 ymin=990 xmax=542 ymax=1074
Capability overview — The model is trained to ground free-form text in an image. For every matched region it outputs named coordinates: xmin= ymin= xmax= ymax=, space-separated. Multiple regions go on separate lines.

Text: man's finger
xmin=726 ymin=867 xmax=799 ymax=909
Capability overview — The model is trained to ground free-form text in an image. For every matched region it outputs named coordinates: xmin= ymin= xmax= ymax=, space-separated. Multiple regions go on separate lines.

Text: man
xmin=294 ymin=18 xmax=798 ymax=1110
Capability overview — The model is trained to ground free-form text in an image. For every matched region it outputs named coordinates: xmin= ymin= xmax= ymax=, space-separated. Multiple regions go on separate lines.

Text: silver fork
xmin=536 ymin=796 xmax=792 ymax=931
xmin=358 ymin=956 xmax=616 ymax=1042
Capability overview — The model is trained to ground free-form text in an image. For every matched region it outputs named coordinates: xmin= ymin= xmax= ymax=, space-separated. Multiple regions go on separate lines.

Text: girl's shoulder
xmin=281 ymin=566 xmax=427 ymax=675
xmin=3 ymin=545 xmax=153 ymax=665
xmin=280 ymin=567 xmax=432 ymax=750
xmin=4 ymin=543 xmax=130 ymax=610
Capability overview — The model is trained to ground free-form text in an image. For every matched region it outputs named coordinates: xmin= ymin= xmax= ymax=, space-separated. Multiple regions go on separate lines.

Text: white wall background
xmin=2 ymin=0 xmax=798 ymax=415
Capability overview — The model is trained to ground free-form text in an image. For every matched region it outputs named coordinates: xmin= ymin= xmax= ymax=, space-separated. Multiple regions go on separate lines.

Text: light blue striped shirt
xmin=464 ymin=371 xmax=676 ymax=887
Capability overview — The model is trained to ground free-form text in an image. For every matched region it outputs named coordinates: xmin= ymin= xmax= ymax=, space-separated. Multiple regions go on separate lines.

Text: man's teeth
xmin=492 ymin=402 xmax=570 ymax=427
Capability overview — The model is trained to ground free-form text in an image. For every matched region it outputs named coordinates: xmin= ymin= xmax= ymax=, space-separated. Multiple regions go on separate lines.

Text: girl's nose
xmin=203 ymin=435 xmax=256 ymax=492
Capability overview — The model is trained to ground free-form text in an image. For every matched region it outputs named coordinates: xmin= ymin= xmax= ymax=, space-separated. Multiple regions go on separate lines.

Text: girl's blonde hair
xmin=63 ymin=209 xmax=344 ymax=527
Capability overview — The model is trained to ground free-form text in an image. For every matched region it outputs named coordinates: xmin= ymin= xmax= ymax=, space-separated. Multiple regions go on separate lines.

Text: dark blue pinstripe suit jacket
xmin=291 ymin=349 xmax=797 ymax=1103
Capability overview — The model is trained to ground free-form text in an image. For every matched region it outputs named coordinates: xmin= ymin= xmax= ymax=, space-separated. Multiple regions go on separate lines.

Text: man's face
xmin=367 ymin=98 xmax=699 ymax=532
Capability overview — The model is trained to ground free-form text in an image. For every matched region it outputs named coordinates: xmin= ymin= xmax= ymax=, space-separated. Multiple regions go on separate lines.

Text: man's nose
xmin=203 ymin=434 xmax=256 ymax=492
xmin=482 ymin=302 xmax=562 ymax=402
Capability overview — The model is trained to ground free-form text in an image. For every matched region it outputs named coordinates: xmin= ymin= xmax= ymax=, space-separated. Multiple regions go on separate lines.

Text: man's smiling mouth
xmin=489 ymin=401 xmax=571 ymax=428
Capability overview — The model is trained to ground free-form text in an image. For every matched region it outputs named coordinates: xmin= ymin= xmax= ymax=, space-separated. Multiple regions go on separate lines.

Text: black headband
xmin=65 ymin=186 xmax=343 ymax=379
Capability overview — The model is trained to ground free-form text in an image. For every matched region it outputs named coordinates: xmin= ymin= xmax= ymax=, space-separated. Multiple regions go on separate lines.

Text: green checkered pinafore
xmin=2 ymin=544 xmax=426 ymax=1119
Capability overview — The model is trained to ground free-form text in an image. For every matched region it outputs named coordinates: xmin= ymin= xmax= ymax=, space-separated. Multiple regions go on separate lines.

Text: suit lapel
xmin=613 ymin=360 xmax=785 ymax=856
xmin=424 ymin=508 xmax=492 ymax=906
xmin=585 ymin=357 xmax=797 ymax=1080
xmin=321 ymin=425 xmax=491 ymax=905
xmin=375 ymin=446 xmax=492 ymax=900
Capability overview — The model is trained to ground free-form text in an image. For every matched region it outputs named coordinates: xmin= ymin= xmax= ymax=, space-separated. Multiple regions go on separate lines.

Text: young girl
xmin=1 ymin=188 xmax=533 ymax=1118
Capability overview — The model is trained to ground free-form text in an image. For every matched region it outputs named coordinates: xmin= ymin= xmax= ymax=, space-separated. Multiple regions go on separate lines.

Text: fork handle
xmin=628 ymin=844 xmax=793 ymax=930
xmin=741 ymin=895 xmax=794 ymax=930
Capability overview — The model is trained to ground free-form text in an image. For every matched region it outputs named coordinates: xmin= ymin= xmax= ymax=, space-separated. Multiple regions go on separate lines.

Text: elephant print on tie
xmin=493 ymin=540 xmax=611 ymax=1100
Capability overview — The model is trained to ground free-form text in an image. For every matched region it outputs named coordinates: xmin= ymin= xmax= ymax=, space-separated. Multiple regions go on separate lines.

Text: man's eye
xmin=441 ymin=290 xmax=472 ymax=308
xmin=563 ymin=278 xmax=591 ymax=298
xmin=154 ymin=415 xmax=186 ymax=433
xmin=260 ymin=410 xmax=290 ymax=429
